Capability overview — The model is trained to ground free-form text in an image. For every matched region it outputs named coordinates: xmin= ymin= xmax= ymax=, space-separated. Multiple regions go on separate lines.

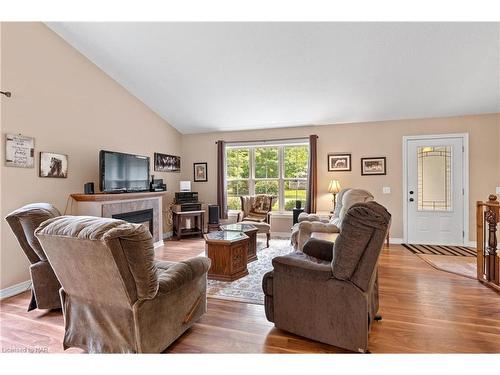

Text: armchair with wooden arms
xmin=237 ymin=194 xmax=276 ymax=223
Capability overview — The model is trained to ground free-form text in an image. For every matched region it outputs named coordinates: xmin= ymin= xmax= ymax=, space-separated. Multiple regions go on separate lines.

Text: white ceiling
xmin=47 ymin=22 xmax=500 ymax=134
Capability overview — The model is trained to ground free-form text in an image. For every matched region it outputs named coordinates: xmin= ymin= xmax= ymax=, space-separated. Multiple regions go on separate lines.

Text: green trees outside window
xmin=226 ymin=143 xmax=308 ymax=212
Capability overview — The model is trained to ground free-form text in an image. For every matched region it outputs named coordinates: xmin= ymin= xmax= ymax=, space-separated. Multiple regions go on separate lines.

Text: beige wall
xmin=0 ymin=22 xmax=183 ymax=289
xmin=1 ymin=22 xmax=499 ymax=291
xmin=182 ymin=114 xmax=500 ymax=239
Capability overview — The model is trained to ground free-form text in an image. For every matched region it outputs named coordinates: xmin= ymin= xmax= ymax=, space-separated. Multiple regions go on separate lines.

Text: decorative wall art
xmin=361 ymin=157 xmax=386 ymax=175
xmin=193 ymin=162 xmax=208 ymax=182
xmin=5 ymin=134 xmax=35 ymax=168
xmin=39 ymin=152 xmax=68 ymax=178
xmin=154 ymin=152 xmax=181 ymax=172
xmin=327 ymin=153 xmax=351 ymax=172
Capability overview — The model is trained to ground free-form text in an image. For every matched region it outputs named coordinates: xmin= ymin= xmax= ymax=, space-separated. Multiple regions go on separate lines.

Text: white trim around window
xmin=226 ymin=140 xmax=309 ymax=213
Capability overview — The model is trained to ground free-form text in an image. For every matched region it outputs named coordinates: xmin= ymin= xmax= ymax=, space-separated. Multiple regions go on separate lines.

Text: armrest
xmin=272 ymin=252 xmax=332 ymax=282
xmin=156 ymin=257 xmax=211 ymax=295
xmin=302 ymin=238 xmax=334 ymax=262
xmin=299 ymin=221 xmax=340 ymax=235
xmin=297 ymin=213 xmax=321 ymax=223
xmin=237 ymin=211 xmax=244 ymax=222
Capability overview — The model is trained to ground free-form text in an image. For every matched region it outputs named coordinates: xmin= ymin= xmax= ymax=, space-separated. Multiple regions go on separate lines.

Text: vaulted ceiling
xmin=48 ymin=22 xmax=500 ymax=134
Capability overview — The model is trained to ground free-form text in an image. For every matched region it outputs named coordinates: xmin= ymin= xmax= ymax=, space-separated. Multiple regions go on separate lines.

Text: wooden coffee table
xmin=204 ymin=231 xmax=249 ymax=281
xmin=220 ymin=223 xmax=259 ymax=262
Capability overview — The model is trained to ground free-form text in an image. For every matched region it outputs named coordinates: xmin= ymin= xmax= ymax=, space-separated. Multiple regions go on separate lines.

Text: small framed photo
xmin=361 ymin=157 xmax=386 ymax=175
xmin=39 ymin=152 xmax=68 ymax=178
xmin=154 ymin=152 xmax=181 ymax=172
xmin=328 ymin=153 xmax=351 ymax=172
xmin=193 ymin=162 xmax=208 ymax=182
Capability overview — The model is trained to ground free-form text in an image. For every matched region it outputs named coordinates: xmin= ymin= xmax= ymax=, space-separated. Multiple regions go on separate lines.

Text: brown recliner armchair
xmin=35 ymin=216 xmax=211 ymax=353
xmin=262 ymin=201 xmax=390 ymax=353
xmin=5 ymin=203 xmax=62 ymax=311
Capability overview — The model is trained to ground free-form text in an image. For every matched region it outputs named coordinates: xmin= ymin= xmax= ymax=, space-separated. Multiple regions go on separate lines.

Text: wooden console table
xmin=172 ymin=210 xmax=204 ymax=240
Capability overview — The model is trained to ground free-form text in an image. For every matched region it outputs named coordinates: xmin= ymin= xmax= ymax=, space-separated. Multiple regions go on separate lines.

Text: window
xmin=417 ymin=145 xmax=452 ymax=211
xmin=226 ymin=142 xmax=309 ymax=212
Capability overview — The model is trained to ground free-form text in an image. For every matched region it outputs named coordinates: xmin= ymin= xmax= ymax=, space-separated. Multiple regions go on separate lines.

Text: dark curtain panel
xmin=217 ymin=140 xmax=228 ymax=219
xmin=306 ymin=135 xmax=318 ymax=213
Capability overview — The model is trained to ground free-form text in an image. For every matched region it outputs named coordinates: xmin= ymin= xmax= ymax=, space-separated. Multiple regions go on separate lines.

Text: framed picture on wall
xmin=327 ymin=153 xmax=351 ymax=171
xmin=5 ymin=134 xmax=35 ymax=168
xmin=39 ymin=152 xmax=68 ymax=178
xmin=154 ymin=152 xmax=181 ymax=172
xmin=361 ymin=157 xmax=386 ymax=175
xmin=193 ymin=162 xmax=208 ymax=182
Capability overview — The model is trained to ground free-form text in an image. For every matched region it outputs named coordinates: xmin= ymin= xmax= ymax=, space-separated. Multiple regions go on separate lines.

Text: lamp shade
xmin=328 ymin=179 xmax=341 ymax=194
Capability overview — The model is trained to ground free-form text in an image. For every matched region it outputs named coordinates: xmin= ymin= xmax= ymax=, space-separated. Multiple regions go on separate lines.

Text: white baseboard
xmin=0 ymin=280 xmax=31 ymax=300
xmin=389 ymin=237 xmax=403 ymax=245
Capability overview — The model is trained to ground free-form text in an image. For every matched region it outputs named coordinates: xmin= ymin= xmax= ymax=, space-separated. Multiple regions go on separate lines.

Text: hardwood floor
xmin=1 ymin=239 xmax=499 ymax=353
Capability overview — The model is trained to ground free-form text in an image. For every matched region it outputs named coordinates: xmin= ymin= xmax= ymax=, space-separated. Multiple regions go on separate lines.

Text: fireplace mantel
xmin=69 ymin=192 xmax=166 ymax=247
xmin=71 ymin=191 xmax=166 ymax=202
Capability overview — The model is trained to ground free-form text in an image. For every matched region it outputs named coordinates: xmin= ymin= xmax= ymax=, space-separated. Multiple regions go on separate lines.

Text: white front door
xmin=405 ymin=135 xmax=466 ymax=245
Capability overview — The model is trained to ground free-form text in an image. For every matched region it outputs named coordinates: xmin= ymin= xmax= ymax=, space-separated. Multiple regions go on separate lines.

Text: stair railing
xmin=476 ymin=194 xmax=500 ymax=291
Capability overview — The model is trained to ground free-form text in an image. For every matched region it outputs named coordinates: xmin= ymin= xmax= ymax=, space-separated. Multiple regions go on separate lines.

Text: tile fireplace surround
xmin=70 ymin=192 xmax=165 ymax=246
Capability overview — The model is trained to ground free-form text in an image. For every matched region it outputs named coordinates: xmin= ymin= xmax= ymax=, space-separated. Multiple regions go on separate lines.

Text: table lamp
xmin=328 ymin=179 xmax=341 ymax=212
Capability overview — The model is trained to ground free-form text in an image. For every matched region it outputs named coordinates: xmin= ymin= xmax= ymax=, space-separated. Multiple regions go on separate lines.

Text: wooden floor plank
xmin=1 ymin=240 xmax=499 ymax=353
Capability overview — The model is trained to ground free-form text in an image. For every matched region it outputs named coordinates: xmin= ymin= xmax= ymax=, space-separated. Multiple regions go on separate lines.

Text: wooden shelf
xmin=70 ymin=191 xmax=166 ymax=202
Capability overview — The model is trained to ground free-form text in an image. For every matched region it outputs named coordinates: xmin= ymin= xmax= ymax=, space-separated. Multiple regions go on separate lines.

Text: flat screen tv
xmin=99 ymin=150 xmax=150 ymax=193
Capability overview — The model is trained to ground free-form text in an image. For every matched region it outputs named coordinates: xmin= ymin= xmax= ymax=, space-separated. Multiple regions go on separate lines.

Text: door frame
xmin=402 ymin=133 xmax=469 ymax=245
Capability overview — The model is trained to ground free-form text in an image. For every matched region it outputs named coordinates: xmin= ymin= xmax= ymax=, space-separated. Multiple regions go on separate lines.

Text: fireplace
xmin=113 ymin=208 xmax=154 ymax=236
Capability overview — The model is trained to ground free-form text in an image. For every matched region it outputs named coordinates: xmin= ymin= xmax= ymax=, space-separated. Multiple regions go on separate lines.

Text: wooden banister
xmin=476 ymin=195 xmax=500 ymax=291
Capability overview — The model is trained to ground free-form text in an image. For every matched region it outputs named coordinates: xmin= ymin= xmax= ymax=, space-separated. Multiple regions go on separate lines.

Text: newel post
xmin=485 ymin=195 xmax=499 ymax=282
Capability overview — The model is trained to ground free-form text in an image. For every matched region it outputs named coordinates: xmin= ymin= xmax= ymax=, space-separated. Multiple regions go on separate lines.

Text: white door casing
xmin=403 ymin=134 xmax=469 ymax=245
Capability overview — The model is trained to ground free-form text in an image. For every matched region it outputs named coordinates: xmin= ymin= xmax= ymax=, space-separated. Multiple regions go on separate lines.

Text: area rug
xmin=402 ymin=243 xmax=477 ymax=279
xmin=203 ymin=238 xmax=293 ymax=305
xmin=416 ymin=254 xmax=477 ymax=279
xmin=402 ymin=243 xmax=476 ymax=257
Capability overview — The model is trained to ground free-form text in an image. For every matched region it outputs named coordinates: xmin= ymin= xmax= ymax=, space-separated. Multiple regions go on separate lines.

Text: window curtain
xmin=217 ymin=140 xmax=228 ymax=219
xmin=305 ymin=135 xmax=318 ymax=214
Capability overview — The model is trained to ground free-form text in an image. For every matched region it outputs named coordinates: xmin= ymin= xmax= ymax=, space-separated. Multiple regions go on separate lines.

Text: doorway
xmin=403 ymin=134 xmax=469 ymax=245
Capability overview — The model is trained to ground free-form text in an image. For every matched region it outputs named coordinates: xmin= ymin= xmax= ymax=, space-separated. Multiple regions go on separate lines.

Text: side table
xmin=204 ymin=231 xmax=249 ymax=281
xmin=292 ymin=208 xmax=304 ymax=225
xmin=172 ymin=210 xmax=204 ymax=240
xmin=220 ymin=223 xmax=259 ymax=262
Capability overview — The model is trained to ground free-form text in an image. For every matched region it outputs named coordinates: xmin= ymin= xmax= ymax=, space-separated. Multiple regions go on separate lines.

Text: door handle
xmin=409 ymin=198 xmax=414 ymax=202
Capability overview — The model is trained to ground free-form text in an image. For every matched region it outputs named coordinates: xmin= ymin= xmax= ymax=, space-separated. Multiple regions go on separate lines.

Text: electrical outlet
xmin=383 ymin=187 xmax=391 ymax=194
xmin=496 ymin=187 xmax=500 ymax=195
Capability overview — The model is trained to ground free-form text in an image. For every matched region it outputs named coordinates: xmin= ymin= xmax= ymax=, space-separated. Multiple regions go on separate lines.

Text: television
xmin=99 ymin=150 xmax=150 ymax=193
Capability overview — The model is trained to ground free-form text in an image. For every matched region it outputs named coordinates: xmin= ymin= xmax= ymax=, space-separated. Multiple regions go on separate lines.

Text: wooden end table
xmin=220 ymin=223 xmax=259 ymax=262
xmin=204 ymin=231 xmax=249 ymax=281
xmin=172 ymin=210 xmax=204 ymax=240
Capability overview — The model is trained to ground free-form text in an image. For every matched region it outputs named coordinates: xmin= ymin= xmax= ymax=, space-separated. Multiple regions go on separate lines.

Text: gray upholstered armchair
xmin=291 ymin=188 xmax=374 ymax=250
xmin=263 ymin=201 xmax=391 ymax=353
xmin=5 ymin=203 xmax=62 ymax=311
xmin=35 ymin=216 xmax=211 ymax=353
